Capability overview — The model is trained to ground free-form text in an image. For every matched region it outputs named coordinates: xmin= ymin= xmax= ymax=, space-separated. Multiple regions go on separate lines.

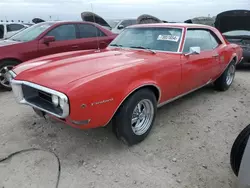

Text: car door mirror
xmin=184 ymin=46 xmax=201 ymax=56
xmin=117 ymin=25 xmax=124 ymax=30
xmin=43 ymin=36 xmax=55 ymax=44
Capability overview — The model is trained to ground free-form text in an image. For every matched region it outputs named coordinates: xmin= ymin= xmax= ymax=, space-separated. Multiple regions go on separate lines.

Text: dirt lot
xmin=1 ymin=68 xmax=250 ymax=188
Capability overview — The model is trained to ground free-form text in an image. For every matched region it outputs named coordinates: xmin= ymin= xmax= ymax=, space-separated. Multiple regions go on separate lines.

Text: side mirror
xmin=185 ymin=46 xmax=201 ymax=56
xmin=117 ymin=25 xmax=124 ymax=30
xmin=43 ymin=36 xmax=55 ymax=44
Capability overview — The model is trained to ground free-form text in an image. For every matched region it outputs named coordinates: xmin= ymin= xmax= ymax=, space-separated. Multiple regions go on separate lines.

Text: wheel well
xmin=110 ymin=85 xmax=160 ymax=124
xmin=135 ymin=85 xmax=161 ymax=102
xmin=122 ymin=85 xmax=161 ymax=105
xmin=0 ymin=58 xmax=22 ymax=64
xmin=232 ymin=56 xmax=237 ymax=63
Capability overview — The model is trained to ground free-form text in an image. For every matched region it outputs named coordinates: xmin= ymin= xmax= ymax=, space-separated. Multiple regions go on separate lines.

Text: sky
xmin=0 ymin=0 xmax=249 ymax=22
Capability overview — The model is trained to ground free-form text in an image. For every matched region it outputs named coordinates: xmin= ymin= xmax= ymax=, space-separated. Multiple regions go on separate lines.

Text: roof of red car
xmin=129 ymin=23 xmax=216 ymax=30
xmin=43 ymin=20 xmax=101 ymax=25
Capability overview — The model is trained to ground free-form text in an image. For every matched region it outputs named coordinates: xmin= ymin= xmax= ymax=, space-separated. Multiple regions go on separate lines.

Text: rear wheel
xmin=113 ymin=88 xmax=157 ymax=146
xmin=230 ymin=124 xmax=250 ymax=176
xmin=0 ymin=60 xmax=19 ymax=91
xmin=214 ymin=60 xmax=236 ymax=91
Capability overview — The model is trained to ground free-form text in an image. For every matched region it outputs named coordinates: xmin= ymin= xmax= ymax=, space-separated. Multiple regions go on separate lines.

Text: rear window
xmin=77 ymin=24 xmax=106 ymax=38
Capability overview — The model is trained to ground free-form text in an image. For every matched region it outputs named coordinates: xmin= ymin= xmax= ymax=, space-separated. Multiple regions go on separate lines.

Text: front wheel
xmin=113 ymin=88 xmax=157 ymax=146
xmin=0 ymin=60 xmax=19 ymax=91
xmin=214 ymin=60 xmax=236 ymax=91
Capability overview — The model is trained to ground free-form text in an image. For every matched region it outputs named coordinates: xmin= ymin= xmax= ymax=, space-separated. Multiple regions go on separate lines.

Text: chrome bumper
xmin=9 ymin=71 xmax=70 ymax=119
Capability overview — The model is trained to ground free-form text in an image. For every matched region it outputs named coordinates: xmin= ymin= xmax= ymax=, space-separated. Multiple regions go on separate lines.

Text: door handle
xmin=212 ymin=54 xmax=219 ymax=57
xmin=72 ymin=45 xmax=79 ymax=49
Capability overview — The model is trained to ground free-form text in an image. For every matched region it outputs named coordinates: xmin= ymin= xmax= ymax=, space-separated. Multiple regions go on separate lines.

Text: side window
xmin=209 ymin=34 xmax=220 ymax=49
xmin=183 ymin=29 xmax=218 ymax=53
xmin=46 ymin=24 xmax=76 ymax=41
xmin=7 ymin=24 xmax=24 ymax=32
xmin=0 ymin=25 xmax=4 ymax=38
xmin=77 ymin=24 xmax=106 ymax=38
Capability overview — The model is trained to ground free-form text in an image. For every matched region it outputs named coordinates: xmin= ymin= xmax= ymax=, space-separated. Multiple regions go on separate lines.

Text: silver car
xmin=231 ymin=124 xmax=250 ymax=187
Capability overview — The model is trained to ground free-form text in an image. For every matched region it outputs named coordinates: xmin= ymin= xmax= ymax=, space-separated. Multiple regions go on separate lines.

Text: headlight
xmin=52 ymin=95 xmax=59 ymax=106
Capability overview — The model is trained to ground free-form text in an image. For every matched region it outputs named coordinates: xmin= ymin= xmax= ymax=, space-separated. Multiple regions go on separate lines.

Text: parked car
xmin=81 ymin=12 xmax=136 ymax=34
xmin=0 ymin=21 xmax=117 ymax=90
xmin=0 ymin=22 xmax=28 ymax=39
xmin=9 ymin=23 xmax=242 ymax=145
xmin=110 ymin=19 xmax=137 ymax=34
xmin=215 ymin=10 xmax=250 ymax=65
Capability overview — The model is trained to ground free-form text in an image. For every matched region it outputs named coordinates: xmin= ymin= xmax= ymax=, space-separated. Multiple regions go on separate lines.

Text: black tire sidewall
xmin=214 ymin=61 xmax=236 ymax=91
xmin=230 ymin=124 xmax=250 ymax=176
xmin=114 ymin=89 xmax=157 ymax=146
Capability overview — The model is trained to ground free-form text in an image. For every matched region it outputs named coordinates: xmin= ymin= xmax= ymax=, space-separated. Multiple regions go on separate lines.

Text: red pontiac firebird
xmin=0 ymin=21 xmax=117 ymax=90
xmin=9 ymin=23 xmax=243 ymax=145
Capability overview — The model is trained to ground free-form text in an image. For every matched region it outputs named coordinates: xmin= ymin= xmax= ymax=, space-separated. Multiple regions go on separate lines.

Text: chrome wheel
xmin=0 ymin=65 xmax=14 ymax=88
xmin=131 ymin=99 xmax=154 ymax=136
xmin=226 ymin=64 xmax=235 ymax=86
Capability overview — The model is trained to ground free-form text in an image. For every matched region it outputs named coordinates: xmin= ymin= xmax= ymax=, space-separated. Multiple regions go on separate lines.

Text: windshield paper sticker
xmin=157 ymin=35 xmax=180 ymax=42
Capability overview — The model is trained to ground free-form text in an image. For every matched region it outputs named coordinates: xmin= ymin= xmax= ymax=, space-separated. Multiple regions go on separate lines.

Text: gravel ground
xmin=1 ymin=68 xmax=250 ymax=188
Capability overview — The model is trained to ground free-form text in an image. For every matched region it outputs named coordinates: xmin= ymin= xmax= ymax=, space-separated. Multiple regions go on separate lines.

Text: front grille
xmin=38 ymin=90 xmax=52 ymax=104
xmin=22 ymin=84 xmax=63 ymax=116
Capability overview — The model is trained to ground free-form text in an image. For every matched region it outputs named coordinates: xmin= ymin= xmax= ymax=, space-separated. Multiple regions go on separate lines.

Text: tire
xmin=214 ymin=60 xmax=236 ymax=91
xmin=230 ymin=124 xmax=250 ymax=176
xmin=113 ymin=88 xmax=157 ymax=146
xmin=0 ymin=60 xmax=19 ymax=91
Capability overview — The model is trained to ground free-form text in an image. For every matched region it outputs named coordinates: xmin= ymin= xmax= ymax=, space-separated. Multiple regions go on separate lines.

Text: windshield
xmin=9 ymin=22 xmax=54 ymax=42
xmin=109 ymin=27 xmax=182 ymax=52
xmin=223 ymin=30 xmax=250 ymax=36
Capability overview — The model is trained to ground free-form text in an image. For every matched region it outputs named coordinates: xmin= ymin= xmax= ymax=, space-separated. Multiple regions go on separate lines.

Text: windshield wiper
xmin=9 ymin=38 xmax=21 ymax=42
xmin=109 ymin=44 xmax=123 ymax=47
xmin=129 ymin=46 xmax=156 ymax=54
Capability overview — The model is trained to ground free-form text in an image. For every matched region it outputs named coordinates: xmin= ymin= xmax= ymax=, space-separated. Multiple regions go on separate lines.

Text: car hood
xmin=81 ymin=11 xmax=111 ymax=30
xmin=0 ymin=39 xmax=21 ymax=47
xmin=136 ymin=14 xmax=164 ymax=24
xmin=215 ymin=10 xmax=250 ymax=33
xmin=13 ymin=49 xmax=147 ymax=91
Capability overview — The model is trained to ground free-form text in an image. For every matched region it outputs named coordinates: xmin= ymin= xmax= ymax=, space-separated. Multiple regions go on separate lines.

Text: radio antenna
xmin=91 ymin=3 xmax=100 ymax=52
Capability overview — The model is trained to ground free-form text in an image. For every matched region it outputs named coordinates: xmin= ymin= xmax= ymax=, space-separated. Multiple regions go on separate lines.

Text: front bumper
xmin=9 ymin=71 xmax=70 ymax=119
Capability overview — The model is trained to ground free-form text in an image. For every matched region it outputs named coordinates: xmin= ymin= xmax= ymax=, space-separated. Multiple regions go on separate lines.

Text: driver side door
xmin=181 ymin=29 xmax=218 ymax=93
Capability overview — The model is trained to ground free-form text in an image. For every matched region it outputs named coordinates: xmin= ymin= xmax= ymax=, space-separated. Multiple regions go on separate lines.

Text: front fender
xmin=66 ymin=72 xmax=160 ymax=129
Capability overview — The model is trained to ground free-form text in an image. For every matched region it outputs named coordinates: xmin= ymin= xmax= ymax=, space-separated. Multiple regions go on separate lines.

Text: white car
xmin=109 ymin=19 xmax=137 ymax=34
xmin=0 ymin=22 xmax=28 ymax=39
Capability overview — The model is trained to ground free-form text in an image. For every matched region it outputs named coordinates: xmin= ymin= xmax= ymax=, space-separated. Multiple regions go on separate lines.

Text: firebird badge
xmin=91 ymin=98 xmax=114 ymax=106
